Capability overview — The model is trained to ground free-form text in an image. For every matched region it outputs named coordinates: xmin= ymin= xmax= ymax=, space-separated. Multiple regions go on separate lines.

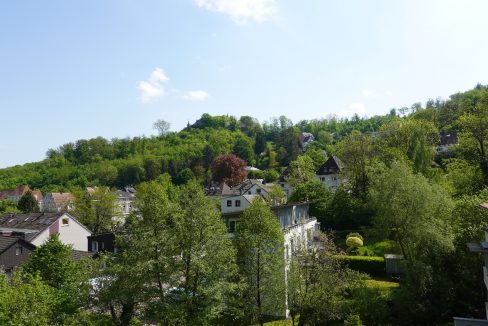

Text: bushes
xmin=334 ymin=256 xmax=385 ymax=277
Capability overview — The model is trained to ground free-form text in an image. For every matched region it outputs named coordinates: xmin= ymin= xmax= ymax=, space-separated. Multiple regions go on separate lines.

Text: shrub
xmin=346 ymin=232 xmax=364 ymax=241
xmin=346 ymin=236 xmax=363 ymax=248
xmin=334 ymin=256 xmax=385 ymax=277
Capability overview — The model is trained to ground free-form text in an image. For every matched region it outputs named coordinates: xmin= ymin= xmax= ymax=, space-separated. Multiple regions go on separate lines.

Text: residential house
xmin=299 ymin=132 xmax=315 ymax=149
xmin=0 ymin=236 xmax=36 ymax=276
xmin=220 ymin=179 xmax=274 ymax=214
xmin=115 ymin=187 xmax=136 ymax=218
xmin=0 ymin=212 xmax=92 ymax=251
xmin=0 ymin=185 xmax=43 ymax=209
xmin=42 ymin=192 xmax=75 ymax=213
xmin=437 ymin=130 xmax=459 ymax=153
xmin=277 ymin=155 xmax=346 ymax=198
xmin=88 ymin=232 xmax=116 ymax=253
xmin=315 ymin=155 xmax=346 ymax=191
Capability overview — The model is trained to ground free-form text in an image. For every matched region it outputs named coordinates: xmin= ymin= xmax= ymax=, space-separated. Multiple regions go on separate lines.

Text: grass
xmin=264 ymin=319 xmax=294 ymax=325
xmin=366 ymin=279 xmax=400 ymax=289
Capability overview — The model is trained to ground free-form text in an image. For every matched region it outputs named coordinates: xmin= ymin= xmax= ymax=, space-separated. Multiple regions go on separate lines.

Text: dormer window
xmin=15 ymin=246 xmax=22 ymax=256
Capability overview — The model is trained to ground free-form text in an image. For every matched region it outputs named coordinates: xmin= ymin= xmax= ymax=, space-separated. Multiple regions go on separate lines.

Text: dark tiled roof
xmin=316 ymin=156 xmax=345 ymax=175
xmin=0 ymin=212 xmax=64 ymax=232
xmin=0 ymin=236 xmax=35 ymax=254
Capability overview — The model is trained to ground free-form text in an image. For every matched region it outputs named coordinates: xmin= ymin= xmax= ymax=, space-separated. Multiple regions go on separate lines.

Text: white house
xmin=220 ymin=179 xmax=273 ymax=214
xmin=315 ymin=155 xmax=346 ymax=191
xmin=0 ymin=212 xmax=92 ymax=251
xmin=115 ymin=187 xmax=136 ymax=219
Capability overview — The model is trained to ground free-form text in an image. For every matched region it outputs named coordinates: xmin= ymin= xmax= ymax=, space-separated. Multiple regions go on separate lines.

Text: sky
xmin=1 ymin=0 xmax=488 ymax=168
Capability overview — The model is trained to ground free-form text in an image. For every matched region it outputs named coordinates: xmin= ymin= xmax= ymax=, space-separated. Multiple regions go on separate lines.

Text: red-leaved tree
xmin=211 ymin=154 xmax=247 ymax=186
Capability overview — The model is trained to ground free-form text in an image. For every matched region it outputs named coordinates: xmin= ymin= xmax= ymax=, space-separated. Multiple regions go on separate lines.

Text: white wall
xmin=221 ymin=195 xmax=251 ymax=214
xmin=284 ymin=218 xmax=318 ymax=260
xmin=32 ymin=213 xmax=91 ymax=251
xmin=316 ymin=174 xmax=344 ymax=191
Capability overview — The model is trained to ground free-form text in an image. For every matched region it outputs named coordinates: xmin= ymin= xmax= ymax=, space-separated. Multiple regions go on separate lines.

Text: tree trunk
xmin=257 ymin=251 xmax=263 ymax=326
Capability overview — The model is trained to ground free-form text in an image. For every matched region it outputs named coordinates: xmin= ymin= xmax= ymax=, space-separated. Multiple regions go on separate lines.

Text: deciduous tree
xmin=235 ymin=200 xmax=285 ymax=326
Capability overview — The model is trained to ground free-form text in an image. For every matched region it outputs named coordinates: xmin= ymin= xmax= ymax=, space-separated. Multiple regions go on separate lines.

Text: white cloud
xmin=137 ymin=67 xmax=169 ymax=104
xmin=195 ymin=0 xmax=276 ymax=23
xmin=335 ymin=102 xmax=367 ymax=117
xmin=183 ymin=90 xmax=209 ymax=101
xmin=361 ymin=89 xmax=377 ymax=98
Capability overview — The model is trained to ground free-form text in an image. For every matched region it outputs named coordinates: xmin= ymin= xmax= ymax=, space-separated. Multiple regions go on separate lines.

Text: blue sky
xmin=1 ymin=0 xmax=488 ymax=168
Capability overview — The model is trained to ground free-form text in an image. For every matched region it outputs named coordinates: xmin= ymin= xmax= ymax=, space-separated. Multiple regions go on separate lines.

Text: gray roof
xmin=115 ymin=187 xmax=136 ymax=199
xmin=0 ymin=212 xmax=92 ymax=242
xmin=221 ymin=179 xmax=273 ymax=197
xmin=0 ymin=212 xmax=64 ymax=232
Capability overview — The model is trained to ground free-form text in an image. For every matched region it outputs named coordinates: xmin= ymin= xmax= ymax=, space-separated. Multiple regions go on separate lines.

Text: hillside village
xmin=2 ymin=86 xmax=488 ymax=325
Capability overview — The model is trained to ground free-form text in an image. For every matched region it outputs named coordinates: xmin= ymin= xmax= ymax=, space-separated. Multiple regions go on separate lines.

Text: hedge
xmin=334 ymin=255 xmax=385 ymax=277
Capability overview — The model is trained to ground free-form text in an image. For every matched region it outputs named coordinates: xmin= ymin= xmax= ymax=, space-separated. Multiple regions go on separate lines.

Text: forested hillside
xmin=2 ymin=84 xmax=488 ymax=325
xmin=1 ymin=84 xmax=488 ymax=196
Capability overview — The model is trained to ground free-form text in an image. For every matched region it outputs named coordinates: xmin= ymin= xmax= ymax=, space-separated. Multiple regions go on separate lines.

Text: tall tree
xmin=287 ymin=155 xmax=316 ymax=188
xmin=459 ymin=89 xmax=488 ymax=183
xmin=22 ymin=234 xmax=90 ymax=316
xmin=287 ymin=237 xmax=364 ymax=326
xmin=172 ymin=181 xmax=238 ymax=324
xmin=74 ymin=187 xmax=120 ymax=233
xmin=235 ymin=200 xmax=285 ymax=326
xmin=17 ymin=191 xmax=40 ymax=213
xmin=153 ymin=119 xmax=171 ymax=136
xmin=370 ymin=161 xmax=454 ymax=262
xmin=336 ymin=130 xmax=375 ymax=196
xmin=210 ymin=154 xmax=247 ymax=186
xmin=100 ymin=180 xmax=182 ymax=325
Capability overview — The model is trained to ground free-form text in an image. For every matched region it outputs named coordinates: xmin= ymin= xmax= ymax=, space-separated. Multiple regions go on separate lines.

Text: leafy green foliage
xmin=22 ymin=234 xmax=90 ymax=316
xmin=74 ymin=187 xmax=119 ymax=233
xmin=236 ymin=200 xmax=285 ymax=325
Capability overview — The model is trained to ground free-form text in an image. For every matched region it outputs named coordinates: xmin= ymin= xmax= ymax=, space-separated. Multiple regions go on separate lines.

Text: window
xmin=226 ymin=200 xmax=232 ymax=207
xmin=92 ymin=241 xmax=99 ymax=252
xmin=235 ymin=200 xmax=241 ymax=207
xmin=228 ymin=220 xmax=237 ymax=233
xmin=281 ymin=183 xmax=285 ymax=187
xmin=15 ymin=246 xmax=22 ymax=256
xmin=257 ymin=189 xmax=261 ymax=194
xmin=61 ymin=218 xmax=69 ymax=226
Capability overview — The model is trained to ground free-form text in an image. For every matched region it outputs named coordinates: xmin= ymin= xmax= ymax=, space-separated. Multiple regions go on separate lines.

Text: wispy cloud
xmin=137 ymin=67 xmax=169 ymax=104
xmin=183 ymin=90 xmax=209 ymax=101
xmin=195 ymin=0 xmax=276 ymax=23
